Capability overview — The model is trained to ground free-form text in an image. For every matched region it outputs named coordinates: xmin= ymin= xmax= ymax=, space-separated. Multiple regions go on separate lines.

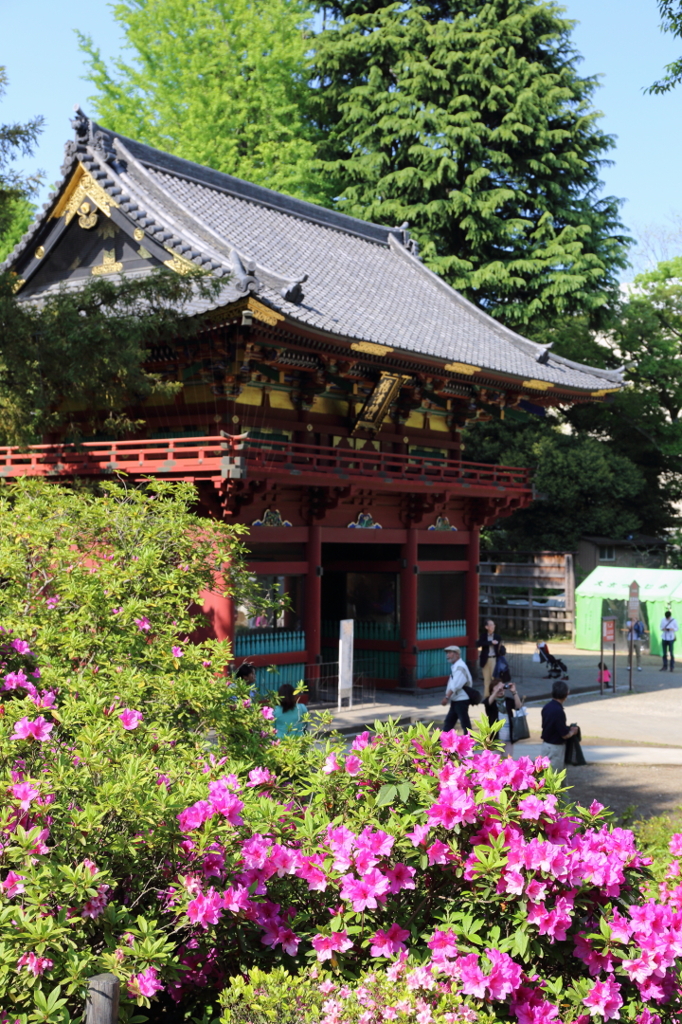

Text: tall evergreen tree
xmin=312 ymin=0 xmax=630 ymax=326
xmin=649 ymin=0 xmax=682 ymax=93
xmin=0 ymin=67 xmax=43 ymax=260
xmin=79 ymin=0 xmax=327 ymax=202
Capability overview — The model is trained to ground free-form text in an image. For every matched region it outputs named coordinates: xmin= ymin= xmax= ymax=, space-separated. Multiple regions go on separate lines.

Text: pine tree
xmin=79 ymin=0 xmax=327 ymax=203
xmin=312 ymin=0 xmax=630 ymax=326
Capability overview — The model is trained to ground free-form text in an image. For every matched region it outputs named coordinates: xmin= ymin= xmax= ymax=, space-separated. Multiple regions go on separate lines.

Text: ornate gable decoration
xmin=51 ymin=164 xmax=119 ymax=225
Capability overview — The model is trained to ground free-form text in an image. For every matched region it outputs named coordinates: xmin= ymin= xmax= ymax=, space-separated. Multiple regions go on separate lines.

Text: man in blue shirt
xmin=540 ymin=680 xmax=578 ymax=772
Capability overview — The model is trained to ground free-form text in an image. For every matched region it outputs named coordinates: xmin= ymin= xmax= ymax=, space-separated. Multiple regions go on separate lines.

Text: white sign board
xmin=338 ymin=619 xmax=354 ymax=709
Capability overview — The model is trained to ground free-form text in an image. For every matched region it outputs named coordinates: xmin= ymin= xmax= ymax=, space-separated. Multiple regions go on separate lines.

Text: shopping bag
xmin=511 ymin=709 xmax=530 ymax=742
xmin=532 ymin=651 xmax=541 ymax=663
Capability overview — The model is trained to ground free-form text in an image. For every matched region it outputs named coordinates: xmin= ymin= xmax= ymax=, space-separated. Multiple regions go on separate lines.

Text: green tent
xmin=575 ymin=566 xmax=682 ymax=655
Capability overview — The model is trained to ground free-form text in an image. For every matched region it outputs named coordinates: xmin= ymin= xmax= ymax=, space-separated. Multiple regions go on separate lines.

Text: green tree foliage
xmin=0 ymin=68 xmax=43 ymax=258
xmin=79 ymin=0 xmax=327 ymax=202
xmin=311 ymin=0 xmax=630 ymax=326
xmin=467 ymin=257 xmax=682 ymax=550
xmin=464 ymin=412 xmax=645 ymax=550
xmin=0 ymin=196 xmax=35 ymax=263
xmin=0 ymin=268 xmax=220 ymax=446
xmin=649 ymin=0 xmax=682 ymax=93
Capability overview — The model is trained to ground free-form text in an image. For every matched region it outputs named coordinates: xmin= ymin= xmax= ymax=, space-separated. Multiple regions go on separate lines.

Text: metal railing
xmin=416 ymin=619 xmax=467 ymax=639
xmin=234 ymin=629 xmax=305 ymax=656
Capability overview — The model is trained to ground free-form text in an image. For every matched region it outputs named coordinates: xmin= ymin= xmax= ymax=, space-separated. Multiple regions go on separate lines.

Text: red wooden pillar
xmin=305 ymin=525 xmax=322 ymax=665
xmin=466 ymin=526 xmax=481 ymax=666
xmin=400 ymin=526 xmax=418 ymax=687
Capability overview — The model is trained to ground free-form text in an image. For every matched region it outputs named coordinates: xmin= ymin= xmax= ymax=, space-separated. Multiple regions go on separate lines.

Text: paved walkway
xmin=329 ymin=643 xmax=682 ymax=766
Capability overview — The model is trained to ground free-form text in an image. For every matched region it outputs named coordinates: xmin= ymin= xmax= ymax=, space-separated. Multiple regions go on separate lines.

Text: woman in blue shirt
xmin=273 ymin=684 xmax=308 ymax=739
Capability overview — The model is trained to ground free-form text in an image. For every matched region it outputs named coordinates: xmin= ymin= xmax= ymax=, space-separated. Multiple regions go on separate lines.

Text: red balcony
xmin=0 ymin=435 xmax=532 ymax=498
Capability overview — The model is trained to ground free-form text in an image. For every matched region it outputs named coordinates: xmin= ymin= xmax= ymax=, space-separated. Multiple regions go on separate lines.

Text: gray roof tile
xmin=3 ymin=114 xmax=624 ymax=393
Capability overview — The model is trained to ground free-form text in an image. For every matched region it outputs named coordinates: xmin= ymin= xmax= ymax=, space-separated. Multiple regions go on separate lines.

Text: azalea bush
xmin=3 ymin=482 xmax=682 ymax=1024
xmin=0 ymin=479 xmax=321 ymax=1023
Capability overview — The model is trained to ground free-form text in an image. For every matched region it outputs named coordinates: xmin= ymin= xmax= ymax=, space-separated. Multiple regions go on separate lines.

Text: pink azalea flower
xmin=323 ymin=753 xmax=340 ymax=774
xmin=340 ymin=868 xmax=390 ymax=912
xmin=11 ymin=639 xmax=32 ymax=655
xmin=223 ymin=884 xmax=250 ymax=913
xmin=177 ymin=800 xmax=214 ymax=831
xmin=351 ymin=730 xmax=372 ymax=751
xmin=583 ymin=977 xmax=623 ymax=1021
xmin=345 ymin=754 xmax=362 ymax=775
xmin=385 ymin=863 xmax=416 ymax=893
xmin=247 ymin=767 xmax=275 ymax=787
xmin=187 ymin=889 xmax=224 ymax=929
xmin=10 ymin=781 xmax=39 ymax=810
xmin=427 ymin=929 xmax=458 ymax=960
xmin=261 ymin=706 xmax=275 ymax=721
xmin=135 ymin=616 xmax=151 ymax=631
xmin=119 ymin=708 xmax=143 ymax=730
xmin=81 ymin=885 xmax=110 ymax=919
xmin=208 ymin=781 xmax=244 ymax=824
xmin=172 ymin=645 xmax=183 ymax=657
xmin=128 ymin=966 xmax=163 ymax=998
xmin=439 ymin=731 xmax=476 ymax=756
xmin=669 ymin=833 xmax=682 ymax=856
xmin=427 ymin=788 xmax=477 ymax=829
xmin=18 ymin=952 xmax=53 ymax=976
xmin=457 ymin=953 xmax=488 ymax=998
xmin=406 ymin=824 xmax=430 ymax=847
xmin=370 ymin=922 xmax=410 ymax=957
xmin=311 ymin=930 xmax=354 ymax=961
xmin=3 ymin=669 xmax=27 ymax=689
xmin=10 ymin=715 xmax=54 ymax=742
xmin=427 ymin=840 xmax=450 ymax=866
xmin=485 ymin=948 xmax=523 ymax=1000
xmin=0 ymin=870 xmax=25 ymax=897
xmin=46 ymin=595 xmax=60 ymax=609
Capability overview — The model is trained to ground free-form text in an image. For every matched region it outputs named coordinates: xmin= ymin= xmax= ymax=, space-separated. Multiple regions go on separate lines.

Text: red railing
xmin=0 ymin=435 xmax=532 ymax=494
xmin=231 ymin=437 xmax=531 ymax=492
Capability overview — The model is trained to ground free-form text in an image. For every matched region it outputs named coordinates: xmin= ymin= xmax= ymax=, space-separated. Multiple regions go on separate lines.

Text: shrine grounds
xmin=331 ymin=641 xmax=682 ymax=821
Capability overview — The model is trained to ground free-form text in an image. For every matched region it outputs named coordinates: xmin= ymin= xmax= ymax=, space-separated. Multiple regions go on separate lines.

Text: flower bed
xmin=1 ymin=481 xmax=681 ymax=1024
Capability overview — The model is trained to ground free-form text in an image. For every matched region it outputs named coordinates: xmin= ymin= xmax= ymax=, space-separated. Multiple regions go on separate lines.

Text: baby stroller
xmin=536 ymin=642 xmax=569 ymax=681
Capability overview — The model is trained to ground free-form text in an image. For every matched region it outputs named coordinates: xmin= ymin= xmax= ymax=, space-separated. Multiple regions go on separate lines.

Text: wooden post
xmin=400 ymin=526 xmax=418 ymax=686
xmin=466 ymin=526 xmax=480 ymax=668
xmin=305 ymin=525 xmax=322 ymax=667
xmin=85 ymin=973 xmax=120 ymax=1024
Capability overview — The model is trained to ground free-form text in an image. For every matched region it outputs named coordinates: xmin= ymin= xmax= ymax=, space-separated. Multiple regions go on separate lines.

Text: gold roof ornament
xmin=350 ymin=341 xmax=394 ymax=356
xmin=444 ymin=361 xmax=481 ymax=375
xmin=591 ymin=388 xmax=620 ymax=397
xmin=246 ymin=297 xmax=285 ymax=326
xmin=51 ymin=164 xmax=119 ymax=224
xmin=163 ymin=248 xmax=201 ymax=276
xmin=91 ymin=249 xmax=123 ymax=276
xmin=522 ymin=379 xmax=554 ymax=391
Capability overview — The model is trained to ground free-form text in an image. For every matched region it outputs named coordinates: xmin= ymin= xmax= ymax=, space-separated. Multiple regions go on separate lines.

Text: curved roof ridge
xmin=104 ymin=124 xmax=404 ymax=248
xmin=114 ymin=136 xmax=308 ymax=298
xmin=547 ymin=351 xmax=625 ymax=384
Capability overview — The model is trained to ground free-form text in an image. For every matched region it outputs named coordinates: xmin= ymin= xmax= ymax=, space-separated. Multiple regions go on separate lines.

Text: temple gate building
xmin=0 ymin=111 xmax=624 ymax=691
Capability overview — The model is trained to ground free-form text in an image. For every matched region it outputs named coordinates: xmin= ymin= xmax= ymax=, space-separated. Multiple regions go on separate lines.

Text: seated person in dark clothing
xmin=540 ymin=680 xmax=578 ymax=772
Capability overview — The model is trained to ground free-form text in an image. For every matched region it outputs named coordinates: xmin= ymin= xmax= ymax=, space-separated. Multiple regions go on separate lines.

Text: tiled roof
xmin=2 ymin=110 xmax=624 ymax=393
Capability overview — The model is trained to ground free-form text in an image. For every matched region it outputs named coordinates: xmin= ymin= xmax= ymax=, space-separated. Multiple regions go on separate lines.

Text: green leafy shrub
xmin=0 ymin=480 xmax=321 ymax=1022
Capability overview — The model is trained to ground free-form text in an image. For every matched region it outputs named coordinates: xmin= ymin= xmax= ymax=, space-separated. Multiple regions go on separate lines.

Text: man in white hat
xmin=440 ymin=645 xmax=473 ymax=733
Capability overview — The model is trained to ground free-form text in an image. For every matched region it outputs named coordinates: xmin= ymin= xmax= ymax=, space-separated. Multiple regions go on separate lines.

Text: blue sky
xmin=2 ymin=0 xmax=682 ymax=276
